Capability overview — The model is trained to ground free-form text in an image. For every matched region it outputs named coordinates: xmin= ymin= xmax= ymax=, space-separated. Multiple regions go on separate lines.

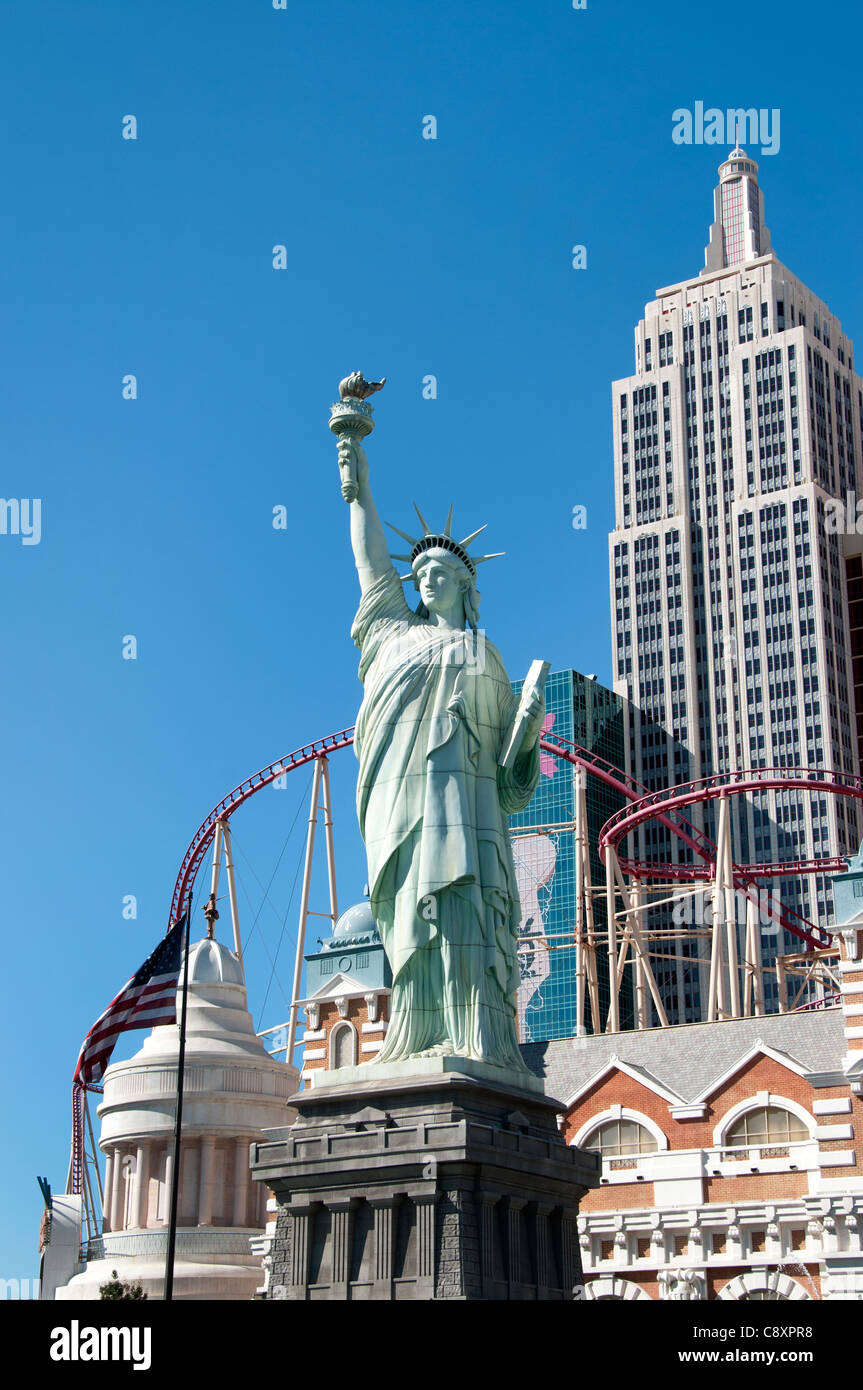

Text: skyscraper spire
xmin=702 ymin=147 xmax=772 ymax=273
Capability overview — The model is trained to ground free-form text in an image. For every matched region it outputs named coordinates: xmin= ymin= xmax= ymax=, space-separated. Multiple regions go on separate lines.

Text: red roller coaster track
xmin=597 ymin=764 xmax=862 ymax=950
xmin=75 ymin=733 xmax=848 ymax=1203
xmin=168 ymin=729 xmax=841 ymax=952
xmin=169 ymin=728 xmax=355 ymax=925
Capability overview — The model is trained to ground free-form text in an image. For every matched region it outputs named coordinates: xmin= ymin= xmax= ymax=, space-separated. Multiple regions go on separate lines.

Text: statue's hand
xmin=338 ymin=435 xmax=369 ymax=502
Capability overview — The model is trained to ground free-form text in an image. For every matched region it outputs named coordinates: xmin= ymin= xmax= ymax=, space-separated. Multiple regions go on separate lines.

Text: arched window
xmin=585 ymin=1277 xmax=653 ymax=1302
xmin=582 ymin=1119 xmax=659 ymax=1157
xmin=725 ymin=1106 xmax=808 ymax=1149
xmin=329 ymin=1021 xmax=357 ymax=1070
xmin=718 ymin=1271 xmax=811 ymax=1302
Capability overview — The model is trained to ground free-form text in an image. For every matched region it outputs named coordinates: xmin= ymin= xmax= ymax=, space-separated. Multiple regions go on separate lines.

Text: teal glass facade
xmin=510 ymin=669 xmax=633 ymax=1042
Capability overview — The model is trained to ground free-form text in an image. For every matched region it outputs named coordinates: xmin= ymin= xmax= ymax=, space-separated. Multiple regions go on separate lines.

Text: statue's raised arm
xmin=342 ymin=436 xmax=391 ymax=594
xmin=329 ymin=372 xmax=390 ymax=594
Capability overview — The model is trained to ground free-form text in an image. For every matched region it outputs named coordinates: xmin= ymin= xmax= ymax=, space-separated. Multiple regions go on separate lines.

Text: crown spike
xmin=397 ymin=574 xmax=414 ymax=583
xmin=474 ymin=552 xmax=505 ymax=564
xmin=386 ymin=520 xmax=420 ymax=546
xmin=443 ymin=504 xmax=454 ymax=538
xmin=389 ymin=553 xmax=413 ymax=563
xmin=413 ymin=501 xmax=433 ymax=534
xmin=459 ymin=524 xmax=488 ymax=548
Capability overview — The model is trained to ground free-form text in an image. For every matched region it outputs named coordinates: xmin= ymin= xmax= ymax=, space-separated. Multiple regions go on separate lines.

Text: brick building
xmin=517 ymin=845 xmax=863 ymax=1301
xmin=524 ymin=1010 xmax=855 ymax=1300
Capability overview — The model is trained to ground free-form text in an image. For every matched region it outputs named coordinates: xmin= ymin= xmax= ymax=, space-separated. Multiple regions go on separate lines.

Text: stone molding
xmin=584 ymin=1275 xmax=651 ymax=1301
xmin=579 ymin=1193 xmax=863 ymax=1274
xmin=103 ymin=1064 xmax=294 ymax=1102
xmin=717 ymin=1270 xmax=811 ymax=1300
xmin=102 ymin=1229 xmax=262 ymax=1257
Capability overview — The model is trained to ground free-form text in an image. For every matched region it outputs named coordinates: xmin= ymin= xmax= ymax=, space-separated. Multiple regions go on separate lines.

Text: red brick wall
xmin=582 ymin=1181 xmax=655 ymax=1213
xmin=584 ymin=1266 xmax=821 ymax=1301
xmin=567 ymin=1049 xmax=860 ymax=1210
xmin=301 ymin=994 xmax=389 ymax=1073
xmin=566 ymin=1052 xmax=824 ymax=1152
xmin=703 ymin=1173 xmax=807 ymax=1202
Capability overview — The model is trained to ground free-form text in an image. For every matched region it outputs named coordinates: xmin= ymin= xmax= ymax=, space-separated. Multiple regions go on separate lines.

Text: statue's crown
xmin=386 ymin=504 xmax=503 ymax=582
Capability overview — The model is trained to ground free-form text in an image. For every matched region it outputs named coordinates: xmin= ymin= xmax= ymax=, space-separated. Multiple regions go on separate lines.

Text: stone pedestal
xmin=251 ymin=1063 xmax=599 ymax=1300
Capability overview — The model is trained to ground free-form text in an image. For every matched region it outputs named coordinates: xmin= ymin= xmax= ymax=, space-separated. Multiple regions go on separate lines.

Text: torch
xmin=329 ymin=371 xmax=386 ymax=502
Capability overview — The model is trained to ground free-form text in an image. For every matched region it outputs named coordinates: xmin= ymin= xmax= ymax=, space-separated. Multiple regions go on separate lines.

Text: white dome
xmin=333 ymin=900 xmax=376 ymax=937
xmin=182 ymin=937 xmax=244 ymax=986
xmin=98 ymin=937 xmax=298 ymax=1143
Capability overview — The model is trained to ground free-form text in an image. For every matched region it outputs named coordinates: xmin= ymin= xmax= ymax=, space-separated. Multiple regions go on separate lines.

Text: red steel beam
xmin=167 ymin=735 xmax=840 ymax=950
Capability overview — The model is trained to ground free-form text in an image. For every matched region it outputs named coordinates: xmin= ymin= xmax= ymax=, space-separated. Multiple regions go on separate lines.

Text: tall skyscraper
xmin=609 ymin=149 xmax=863 ymax=1018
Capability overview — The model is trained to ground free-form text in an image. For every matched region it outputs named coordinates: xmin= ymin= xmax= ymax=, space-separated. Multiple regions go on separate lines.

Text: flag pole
xmin=164 ymin=901 xmax=193 ymax=1301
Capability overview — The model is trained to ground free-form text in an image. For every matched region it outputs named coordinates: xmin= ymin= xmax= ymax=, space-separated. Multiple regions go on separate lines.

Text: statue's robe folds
xmin=352 ymin=569 xmax=540 ymax=1068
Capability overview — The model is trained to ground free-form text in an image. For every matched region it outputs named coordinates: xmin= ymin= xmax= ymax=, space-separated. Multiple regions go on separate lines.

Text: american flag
xmin=73 ymin=914 xmax=188 ymax=1086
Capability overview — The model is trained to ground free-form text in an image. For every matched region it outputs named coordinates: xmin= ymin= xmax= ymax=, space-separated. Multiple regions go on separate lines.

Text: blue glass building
xmin=509 ymin=669 xmax=632 ymax=1041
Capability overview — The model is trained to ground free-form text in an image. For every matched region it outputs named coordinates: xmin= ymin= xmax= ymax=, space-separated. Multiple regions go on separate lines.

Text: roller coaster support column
xmin=611 ymin=858 xmax=669 ymax=1030
xmin=320 ymin=755 xmax=339 ymax=931
xmin=708 ymin=796 xmax=729 ymax=1021
xmin=632 ymin=877 xmax=647 ymax=1029
xmin=605 ymin=847 xmax=620 ymax=1034
xmin=608 ymin=865 xmax=641 ymax=1027
xmin=574 ymin=793 xmax=586 ymax=1038
xmin=743 ymin=895 xmax=765 ymax=1017
xmin=286 ymin=756 xmax=339 ymax=1064
xmin=580 ymin=772 xmax=601 ymax=1033
xmin=221 ymin=821 xmax=243 ymax=966
xmin=287 ymin=758 xmax=324 ymax=1063
xmin=719 ymin=795 xmax=741 ymax=1017
xmin=204 ymin=819 xmax=224 ymax=938
xmin=775 ymin=953 xmax=788 ymax=1013
xmin=204 ymin=819 xmax=244 ymax=965
xmin=574 ymin=767 xmax=599 ymax=1035
xmin=77 ymin=1089 xmax=103 ymax=1245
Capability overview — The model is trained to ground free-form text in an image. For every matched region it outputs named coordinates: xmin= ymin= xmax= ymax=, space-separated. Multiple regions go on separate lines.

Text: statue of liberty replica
xmin=332 ymin=373 xmax=547 ymax=1075
xmin=251 ymin=376 xmax=597 ymax=1302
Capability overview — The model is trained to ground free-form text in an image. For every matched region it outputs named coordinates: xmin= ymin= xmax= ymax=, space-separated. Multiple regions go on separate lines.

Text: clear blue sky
xmin=2 ymin=0 xmax=861 ymax=1285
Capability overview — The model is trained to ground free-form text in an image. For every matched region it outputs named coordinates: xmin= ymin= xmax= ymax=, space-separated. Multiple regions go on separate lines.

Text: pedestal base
xmin=306 ymin=1053 xmax=545 ymax=1095
xmin=252 ymin=1067 xmax=599 ymax=1300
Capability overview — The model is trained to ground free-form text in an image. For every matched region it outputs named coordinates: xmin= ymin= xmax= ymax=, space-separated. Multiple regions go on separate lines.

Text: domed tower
xmin=298 ymin=896 xmax=392 ymax=1080
xmin=57 ymin=936 xmax=298 ymax=1300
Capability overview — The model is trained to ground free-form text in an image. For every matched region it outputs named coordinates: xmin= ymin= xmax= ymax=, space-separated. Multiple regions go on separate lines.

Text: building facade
xmin=530 ymin=1009 xmax=860 ymax=1301
xmin=518 ymin=848 xmax=863 ymax=1301
xmin=609 ymin=149 xmax=863 ymax=1019
xmin=297 ymin=898 xmax=392 ymax=1085
xmin=509 ymin=669 xmax=628 ymax=1042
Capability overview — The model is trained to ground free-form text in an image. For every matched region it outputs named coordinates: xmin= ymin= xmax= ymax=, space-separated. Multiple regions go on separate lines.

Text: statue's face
xmin=415 ymin=557 xmax=467 ymax=621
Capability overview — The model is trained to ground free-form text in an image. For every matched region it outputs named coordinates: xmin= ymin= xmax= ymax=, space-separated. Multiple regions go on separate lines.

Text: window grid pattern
xmin=584 ymin=1119 xmax=660 ymax=1157
xmin=725 ymin=1107 xmax=808 ymax=1148
xmin=510 ymin=670 xmax=630 ymax=1042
